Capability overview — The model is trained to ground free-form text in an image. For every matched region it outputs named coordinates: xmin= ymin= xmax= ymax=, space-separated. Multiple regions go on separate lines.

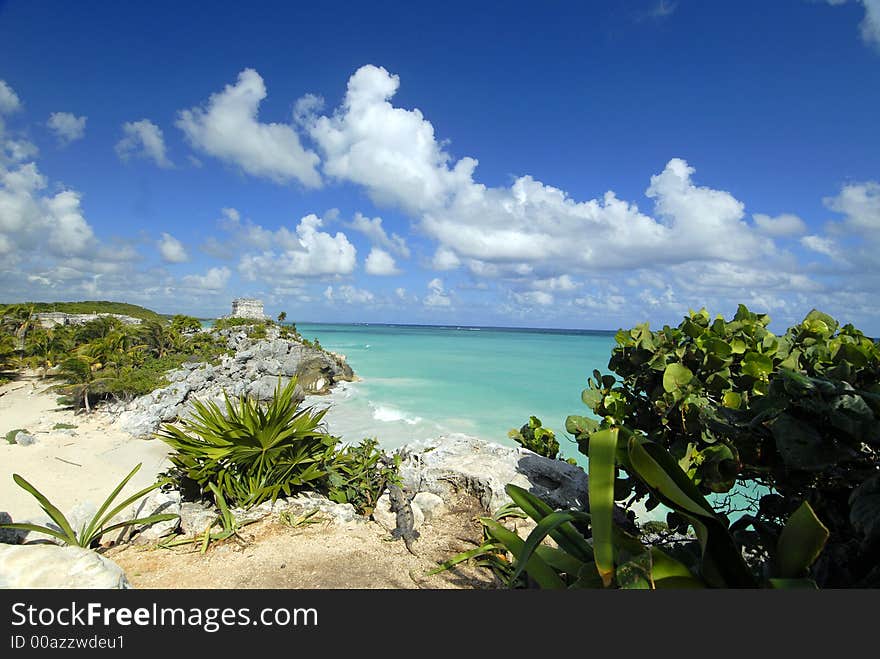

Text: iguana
xmin=387 ymin=482 xmax=419 ymax=556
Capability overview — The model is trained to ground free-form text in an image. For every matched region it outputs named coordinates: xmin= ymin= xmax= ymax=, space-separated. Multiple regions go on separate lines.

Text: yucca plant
xmin=0 ymin=463 xmax=178 ymax=548
xmin=155 ymin=378 xmax=340 ymax=509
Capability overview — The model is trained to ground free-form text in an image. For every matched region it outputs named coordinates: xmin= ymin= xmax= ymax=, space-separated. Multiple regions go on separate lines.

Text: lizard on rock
xmin=388 ymin=483 xmax=419 ymax=556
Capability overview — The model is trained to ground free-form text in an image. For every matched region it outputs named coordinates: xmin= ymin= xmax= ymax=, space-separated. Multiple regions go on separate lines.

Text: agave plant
xmin=0 ymin=463 xmax=178 ymax=548
xmin=155 ymin=377 xmax=340 ymax=509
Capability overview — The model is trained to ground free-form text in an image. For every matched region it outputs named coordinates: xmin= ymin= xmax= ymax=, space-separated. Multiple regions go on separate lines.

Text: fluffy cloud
xmin=304 ymin=65 xmax=477 ymax=213
xmin=324 ymin=284 xmax=374 ymax=304
xmin=347 ymin=212 xmax=410 ymax=257
xmin=177 ymin=69 xmax=321 ymax=187
xmin=513 ymin=290 xmax=554 ymax=306
xmin=157 ymin=232 xmax=189 ymax=263
xmin=820 ymin=0 xmax=880 ymax=49
xmin=752 ymin=213 xmax=807 ymax=237
xmin=182 ymin=266 xmax=230 ymax=290
xmin=0 ymin=162 xmax=96 ymax=259
xmin=304 ymin=66 xmax=778 ymax=280
xmin=47 ymin=112 xmax=87 ymax=145
xmin=824 ymin=181 xmax=880 ymax=235
xmin=364 ymin=247 xmax=401 ymax=275
xmin=424 ymin=278 xmax=451 ymax=307
xmin=116 ymin=119 xmax=173 ymax=168
xmin=0 ymin=81 xmax=22 ymax=115
xmin=238 ymin=213 xmax=356 ymax=282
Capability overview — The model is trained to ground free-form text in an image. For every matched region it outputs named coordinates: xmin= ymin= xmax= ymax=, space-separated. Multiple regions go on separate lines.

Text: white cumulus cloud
xmin=347 ymin=212 xmax=410 ymax=257
xmin=0 ymin=81 xmax=21 ymax=115
xmin=177 ymin=69 xmax=321 ymax=187
xmin=182 ymin=266 xmax=230 ymax=290
xmin=364 ymin=247 xmax=401 ymax=275
xmin=116 ymin=119 xmax=173 ymax=168
xmin=324 ymin=284 xmax=374 ymax=304
xmin=238 ymin=213 xmax=357 ymax=283
xmin=752 ymin=213 xmax=807 ymax=237
xmin=424 ymin=277 xmax=452 ymax=307
xmin=157 ymin=232 xmax=189 ymax=263
xmin=47 ymin=112 xmax=87 ymax=145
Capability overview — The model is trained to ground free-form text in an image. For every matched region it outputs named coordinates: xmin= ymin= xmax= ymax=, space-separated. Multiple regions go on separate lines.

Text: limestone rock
xmin=412 ymin=492 xmax=447 ymax=521
xmin=178 ymin=501 xmax=218 ymax=536
xmin=372 ymin=493 xmax=424 ymax=533
xmin=127 ymin=490 xmax=181 ymax=543
xmin=398 ymin=434 xmax=589 ymax=514
xmin=14 ymin=431 xmax=36 ymax=446
xmin=0 ymin=545 xmax=130 ymax=589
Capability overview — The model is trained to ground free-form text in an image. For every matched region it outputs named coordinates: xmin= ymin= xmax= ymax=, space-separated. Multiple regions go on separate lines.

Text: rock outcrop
xmin=109 ymin=326 xmax=355 ymax=439
xmin=397 ymin=434 xmax=589 ymax=514
xmin=0 ymin=545 xmax=130 ymax=588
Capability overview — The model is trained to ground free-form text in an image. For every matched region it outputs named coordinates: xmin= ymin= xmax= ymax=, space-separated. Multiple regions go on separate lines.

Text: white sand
xmin=0 ymin=373 xmax=171 ymax=524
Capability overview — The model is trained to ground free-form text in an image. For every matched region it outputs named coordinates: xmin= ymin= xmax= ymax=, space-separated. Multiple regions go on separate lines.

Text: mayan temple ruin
xmin=227 ymin=297 xmax=266 ymax=320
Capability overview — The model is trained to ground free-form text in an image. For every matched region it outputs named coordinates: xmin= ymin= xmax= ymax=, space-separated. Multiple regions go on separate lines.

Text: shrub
xmin=508 ymin=416 xmax=577 ymax=464
xmin=325 ymin=439 xmax=400 ymax=515
xmin=0 ymin=463 xmax=177 ymax=548
xmin=565 ymin=306 xmax=880 ymax=587
xmin=155 ymin=378 xmax=340 ymax=508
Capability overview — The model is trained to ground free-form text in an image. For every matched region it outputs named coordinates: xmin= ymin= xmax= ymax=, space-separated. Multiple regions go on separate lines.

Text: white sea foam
xmin=371 ymin=403 xmax=422 ymax=425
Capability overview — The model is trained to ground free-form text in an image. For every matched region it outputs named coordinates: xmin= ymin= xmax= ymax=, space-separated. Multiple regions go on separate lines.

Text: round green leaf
xmin=662 ymin=363 xmax=693 ymax=392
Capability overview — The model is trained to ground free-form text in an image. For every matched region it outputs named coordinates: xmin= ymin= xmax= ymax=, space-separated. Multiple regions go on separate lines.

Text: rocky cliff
xmin=108 ymin=326 xmax=355 ymax=439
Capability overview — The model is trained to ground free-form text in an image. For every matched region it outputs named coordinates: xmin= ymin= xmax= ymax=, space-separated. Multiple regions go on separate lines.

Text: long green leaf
xmin=776 ymin=501 xmax=829 ymax=578
xmin=82 ymin=463 xmax=143 ymax=542
xmin=96 ymin=513 xmax=179 ymax=540
xmin=426 ymin=542 xmax=507 ymax=576
xmin=505 ymin=484 xmax=593 ymax=562
xmin=588 ymin=427 xmax=619 ymax=587
xmin=509 ymin=510 xmax=593 ymax=585
xmin=11 ymin=473 xmax=77 ymax=544
xmin=482 ymin=519 xmax=566 ymax=589
xmin=0 ymin=522 xmax=72 ymax=545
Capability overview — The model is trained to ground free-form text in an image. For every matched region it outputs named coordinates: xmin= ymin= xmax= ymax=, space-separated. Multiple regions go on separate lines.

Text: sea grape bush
xmin=567 ymin=305 xmax=880 ymax=587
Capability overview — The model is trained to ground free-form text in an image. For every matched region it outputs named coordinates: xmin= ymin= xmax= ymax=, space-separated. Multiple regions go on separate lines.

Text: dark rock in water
xmin=110 ymin=326 xmax=354 ymax=438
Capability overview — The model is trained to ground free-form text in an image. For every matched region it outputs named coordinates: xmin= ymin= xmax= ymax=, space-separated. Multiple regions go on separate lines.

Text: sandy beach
xmin=0 ymin=373 xmax=171 ymax=524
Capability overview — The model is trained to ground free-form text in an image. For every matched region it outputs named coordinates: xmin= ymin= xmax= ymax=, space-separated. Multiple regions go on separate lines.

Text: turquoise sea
xmin=294 ymin=323 xmax=616 ymax=461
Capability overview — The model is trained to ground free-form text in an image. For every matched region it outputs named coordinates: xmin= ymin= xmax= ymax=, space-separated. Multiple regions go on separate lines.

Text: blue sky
xmin=1 ymin=0 xmax=878 ymax=333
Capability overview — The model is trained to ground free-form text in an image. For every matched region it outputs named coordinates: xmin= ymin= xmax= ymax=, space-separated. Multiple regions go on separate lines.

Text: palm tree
xmin=277 ymin=311 xmax=287 ymax=324
xmin=57 ymin=355 xmax=103 ymax=413
xmin=1 ymin=304 xmax=39 ymax=352
xmin=139 ymin=320 xmax=176 ymax=359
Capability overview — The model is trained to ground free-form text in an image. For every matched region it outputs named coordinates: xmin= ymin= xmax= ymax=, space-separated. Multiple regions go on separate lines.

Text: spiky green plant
xmin=155 ymin=378 xmax=340 ymax=509
xmin=0 ymin=463 xmax=178 ymax=548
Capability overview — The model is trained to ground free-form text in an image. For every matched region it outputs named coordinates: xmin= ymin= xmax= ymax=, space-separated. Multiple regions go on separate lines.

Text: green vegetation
xmin=52 ymin=423 xmax=77 ymax=430
xmin=508 ymin=415 xmax=577 ymax=465
xmin=155 ymin=378 xmax=339 ymax=509
xmin=156 ymin=379 xmax=400 ymax=517
xmin=439 ymin=306 xmax=878 ymax=588
xmin=0 ymin=301 xmax=165 ymax=324
xmin=0 ymin=463 xmax=178 ymax=548
xmin=5 ymin=428 xmax=28 ymax=444
xmin=0 ymin=304 xmax=230 ymax=411
xmin=158 ymin=483 xmax=255 ymax=554
xmin=325 ymin=439 xmax=400 ymax=516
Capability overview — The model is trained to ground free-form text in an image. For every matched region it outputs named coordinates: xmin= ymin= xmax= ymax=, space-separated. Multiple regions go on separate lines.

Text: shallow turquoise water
xmin=294 ymin=323 xmax=616 ymax=459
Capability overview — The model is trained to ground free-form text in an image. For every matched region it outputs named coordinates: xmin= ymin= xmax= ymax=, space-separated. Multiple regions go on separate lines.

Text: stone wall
xmin=228 ymin=298 xmax=266 ymax=320
xmin=35 ymin=312 xmax=143 ymax=328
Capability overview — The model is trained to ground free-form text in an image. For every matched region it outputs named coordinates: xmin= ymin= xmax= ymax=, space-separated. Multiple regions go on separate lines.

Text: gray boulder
xmin=126 ymin=490 xmax=181 ymax=543
xmin=0 ymin=545 xmax=130 ymax=588
xmin=178 ymin=502 xmax=218 ymax=536
xmin=0 ymin=511 xmax=27 ymax=545
xmin=398 ymin=434 xmax=589 ymax=514
xmin=14 ymin=431 xmax=36 ymax=446
xmin=412 ymin=492 xmax=447 ymax=521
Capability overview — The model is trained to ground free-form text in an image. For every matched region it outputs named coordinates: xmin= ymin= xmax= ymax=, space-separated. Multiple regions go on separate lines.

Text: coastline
xmin=0 ymin=372 xmax=172 ymax=523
